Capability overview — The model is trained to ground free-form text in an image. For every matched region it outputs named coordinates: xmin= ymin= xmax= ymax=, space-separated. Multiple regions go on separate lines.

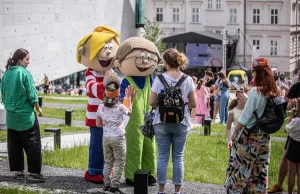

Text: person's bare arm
xmin=231 ymin=122 xmax=244 ymax=141
xmin=149 ymin=91 xmax=158 ymax=108
xmin=287 ymin=98 xmax=297 ymax=111
xmin=187 ymin=90 xmax=196 ymax=109
xmin=33 ymin=102 xmax=43 ymax=116
xmin=96 ymin=116 xmax=103 ymax=127
xmin=226 ymin=111 xmax=234 ymax=148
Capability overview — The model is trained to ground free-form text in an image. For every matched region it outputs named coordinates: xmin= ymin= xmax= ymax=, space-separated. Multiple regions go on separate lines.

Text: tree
xmin=143 ymin=17 xmax=167 ymax=54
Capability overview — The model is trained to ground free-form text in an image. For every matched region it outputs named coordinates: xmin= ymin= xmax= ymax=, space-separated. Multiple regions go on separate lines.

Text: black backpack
xmin=157 ymin=74 xmax=188 ymax=124
xmin=252 ymin=97 xmax=287 ymax=134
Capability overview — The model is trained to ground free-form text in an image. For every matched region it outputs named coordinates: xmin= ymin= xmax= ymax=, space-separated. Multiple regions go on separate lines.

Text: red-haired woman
xmin=225 ymin=58 xmax=280 ymax=194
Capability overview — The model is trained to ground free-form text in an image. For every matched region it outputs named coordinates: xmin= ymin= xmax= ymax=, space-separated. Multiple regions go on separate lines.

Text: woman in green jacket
xmin=1 ymin=48 xmax=45 ymax=182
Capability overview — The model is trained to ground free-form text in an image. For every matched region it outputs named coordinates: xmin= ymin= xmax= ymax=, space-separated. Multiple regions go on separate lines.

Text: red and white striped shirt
xmin=85 ymin=68 xmax=106 ymax=127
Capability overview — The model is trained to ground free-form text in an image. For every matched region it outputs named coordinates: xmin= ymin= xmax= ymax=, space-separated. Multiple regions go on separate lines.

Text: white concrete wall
xmin=0 ymin=0 xmax=137 ymax=84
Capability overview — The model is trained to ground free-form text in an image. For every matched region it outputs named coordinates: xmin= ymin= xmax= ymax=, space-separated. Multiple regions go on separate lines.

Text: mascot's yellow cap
xmin=76 ymin=26 xmax=120 ymax=63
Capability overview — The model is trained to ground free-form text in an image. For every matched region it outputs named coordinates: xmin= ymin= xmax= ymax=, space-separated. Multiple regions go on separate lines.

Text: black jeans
xmin=7 ymin=117 xmax=42 ymax=174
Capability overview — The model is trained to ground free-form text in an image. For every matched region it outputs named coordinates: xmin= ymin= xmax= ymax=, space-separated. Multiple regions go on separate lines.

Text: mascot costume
xmin=114 ymin=37 xmax=161 ymax=186
xmin=76 ymin=26 xmax=120 ymax=183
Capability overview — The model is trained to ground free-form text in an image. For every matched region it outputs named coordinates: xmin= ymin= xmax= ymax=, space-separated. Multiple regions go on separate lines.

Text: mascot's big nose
xmin=143 ymin=59 xmax=148 ymax=64
xmin=106 ymin=50 xmax=112 ymax=56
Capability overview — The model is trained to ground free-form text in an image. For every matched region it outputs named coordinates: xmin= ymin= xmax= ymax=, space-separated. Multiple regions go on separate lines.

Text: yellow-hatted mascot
xmin=76 ymin=26 xmax=120 ymax=183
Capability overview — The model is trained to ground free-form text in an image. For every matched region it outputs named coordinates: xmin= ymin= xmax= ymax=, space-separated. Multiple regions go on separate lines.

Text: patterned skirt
xmin=225 ymin=128 xmax=271 ymax=194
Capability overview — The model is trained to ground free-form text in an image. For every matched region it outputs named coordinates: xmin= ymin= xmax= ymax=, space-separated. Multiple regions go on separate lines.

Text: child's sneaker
xmin=27 ymin=173 xmax=46 ymax=182
xmin=267 ymin=184 xmax=283 ymax=193
xmin=109 ymin=187 xmax=126 ymax=194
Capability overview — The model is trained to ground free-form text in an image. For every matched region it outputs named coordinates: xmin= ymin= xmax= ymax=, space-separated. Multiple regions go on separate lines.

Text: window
xmin=192 ymin=8 xmax=199 ymax=23
xmin=208 ymin=0 xmax=212 ymax=10
xmin=270 ymin=40 xmax=278 ymax=56
xmin=253 ymin=40 xmax=260 ymax=49
xmin=230 ymin=8 xmax=237 ymax=24
xmin=271 ymin=9 xmax=278 ymax=24
xmin=173 ymin=8 xmax=179 ymax=22
xmin=253 ymin=9 xmax=260 ymax=24
xmin=156 ymin=8 xmax=163 ymax=22
xmin=216 ymin=0 xmax=221 ymax=10
xmin=216 ymin=30 xmax=221 ymax=34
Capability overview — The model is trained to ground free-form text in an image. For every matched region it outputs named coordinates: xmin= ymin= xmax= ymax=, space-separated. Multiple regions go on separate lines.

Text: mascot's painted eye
xmin=108 ymin=43 xmax=113 ymax=49
xmin=140 ymin=52 xmax=146 ymax=58
xmin=146 ymin=53 xmax=152 ymax=59
xmin=104 ymin=44 xmax=109 ymax=49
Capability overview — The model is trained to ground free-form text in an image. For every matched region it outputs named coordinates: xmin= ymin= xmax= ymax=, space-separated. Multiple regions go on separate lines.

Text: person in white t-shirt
xmin=150 ymin=48 xmax=196 ymax=194
xmin=96 ymin=72 xmax=135 ymax=194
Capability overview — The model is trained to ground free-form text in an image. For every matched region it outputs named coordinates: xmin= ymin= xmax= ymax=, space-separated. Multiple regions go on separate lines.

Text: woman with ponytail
xmin=150 ymin=48 xmax=196 ymax=194
xmin=1 ymin=48 xmax=45 ymax=182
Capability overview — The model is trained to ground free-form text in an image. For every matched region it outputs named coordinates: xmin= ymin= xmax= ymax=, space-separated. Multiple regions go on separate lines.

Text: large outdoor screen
xmin=187 ymin=43 xmax=223 ymax=67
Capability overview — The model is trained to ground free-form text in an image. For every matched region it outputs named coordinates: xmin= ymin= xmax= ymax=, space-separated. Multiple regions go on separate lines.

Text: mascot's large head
xmin=76 ymin=26 xmax=120 ymax=72
xmin=114 ymin=37 xmax=161 ymax=76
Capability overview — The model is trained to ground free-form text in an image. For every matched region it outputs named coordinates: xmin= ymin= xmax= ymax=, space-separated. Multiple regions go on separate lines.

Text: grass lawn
xmin=37 ymin=108 xmax=86 ymax=121
xmin=0 ymin=124 xmax=89 ymax=142
xmin=0 ymin=187 xmax=45 ymax=194
xmin=43 ymin=98 xmax=88 ymax=105
xmin=194 ymin=122 xmax=288 ymax=138
xmin=38 ymin=94 xmax=87 ymax=98
xmin=42 ymin=133 xmax=286 ymax=187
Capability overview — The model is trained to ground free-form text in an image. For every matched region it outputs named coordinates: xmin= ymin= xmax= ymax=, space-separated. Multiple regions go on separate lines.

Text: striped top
xmin=85 ymin=68 xmax=108 ymax=127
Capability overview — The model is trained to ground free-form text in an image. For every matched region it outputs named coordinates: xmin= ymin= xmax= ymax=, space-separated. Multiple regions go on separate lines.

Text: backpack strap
xmin=157 ymin=74 xmax=170 ymax=89
xmin=175 ymin=74 xmax=188 ymax=87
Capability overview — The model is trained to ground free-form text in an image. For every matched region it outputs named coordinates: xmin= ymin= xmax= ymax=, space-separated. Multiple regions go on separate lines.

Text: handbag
xmin=140 ymin=108 xmax=156 ymax=139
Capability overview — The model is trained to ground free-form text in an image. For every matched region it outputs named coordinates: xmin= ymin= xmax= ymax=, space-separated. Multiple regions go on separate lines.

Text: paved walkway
xmin=0 ymin=158 xmax=226 ymax=194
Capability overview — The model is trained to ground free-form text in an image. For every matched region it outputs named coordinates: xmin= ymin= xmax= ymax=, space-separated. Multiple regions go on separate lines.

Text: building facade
xmin=145 ymin=0 xmax=293 ymax=76
xmin=0 ymin=0 xmax=138 ymax=84
xmin=291 ymin=0 xmax=300 ymax=78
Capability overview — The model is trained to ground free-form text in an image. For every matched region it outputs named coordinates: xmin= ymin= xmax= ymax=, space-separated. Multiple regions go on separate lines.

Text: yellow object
xmin=76 ymin=26 xmax=120 ymax=63
xmin=227 ymin=70 xmax=248 ymax=87
xmin=123 ymin=97 xmax=134 ymax=107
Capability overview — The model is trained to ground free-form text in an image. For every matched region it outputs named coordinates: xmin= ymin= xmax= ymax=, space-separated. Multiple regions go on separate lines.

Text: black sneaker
xmin=125 ymin=178 xmax=134 ymax=186
xmin=109 ymin=187 xmax=126 ymax=194
xmin=27 ymin=173 xmax=46 ymax=182
xmin=148 ymin=175 xmax=156 ymax=186
xmin=15 ymin=172 xmax=25 ymax=180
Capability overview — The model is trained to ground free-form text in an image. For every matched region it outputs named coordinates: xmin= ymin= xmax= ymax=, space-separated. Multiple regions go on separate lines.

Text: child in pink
xmin=195 ymin=79 xmax=209 ymax=124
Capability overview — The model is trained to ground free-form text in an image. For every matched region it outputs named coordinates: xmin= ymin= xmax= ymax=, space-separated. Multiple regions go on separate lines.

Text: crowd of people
xmin=1 ymin=47 xmax=300 ymax=194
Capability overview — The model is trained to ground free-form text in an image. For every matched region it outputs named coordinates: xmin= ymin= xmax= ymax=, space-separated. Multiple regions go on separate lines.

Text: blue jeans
xmin=154 ymin=123 xmax=188 ymax=185
xmin=219 ymin=93 xmax=229 ymax=124
xmin=88 ymin=127 xmax=104 ymax=176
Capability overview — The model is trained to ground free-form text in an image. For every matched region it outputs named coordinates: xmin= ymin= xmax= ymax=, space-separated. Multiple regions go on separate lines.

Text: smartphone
xmin=231 ymin=82 xmax=241 ymax=91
